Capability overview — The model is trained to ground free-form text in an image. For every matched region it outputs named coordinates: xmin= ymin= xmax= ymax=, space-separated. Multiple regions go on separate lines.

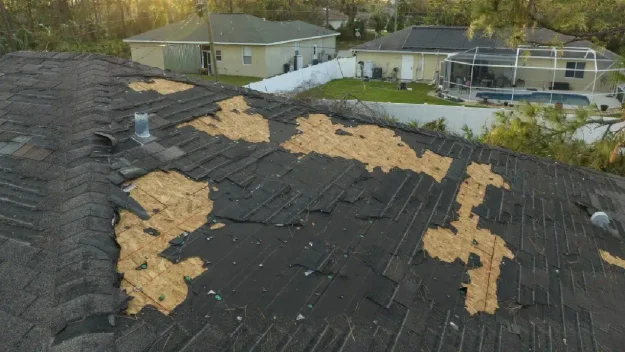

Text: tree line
xmin=0 ymin=0 xmax=480 ymax=57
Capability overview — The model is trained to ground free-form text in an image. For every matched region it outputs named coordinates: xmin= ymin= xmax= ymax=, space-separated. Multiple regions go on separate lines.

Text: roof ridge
xmin=47 ymin=54 xmax=124 ymax=351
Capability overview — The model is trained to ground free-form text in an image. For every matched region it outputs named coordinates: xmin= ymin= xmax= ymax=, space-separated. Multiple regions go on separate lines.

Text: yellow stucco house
xmin=124 ymin=14 xmax=339 ymax=78
xmin=353 ymin=26 xmax=623 ymax=106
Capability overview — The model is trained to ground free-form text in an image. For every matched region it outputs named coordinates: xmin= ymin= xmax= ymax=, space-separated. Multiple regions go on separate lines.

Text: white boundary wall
xmin=246 ymin=57 xmax=356 ymax=93
xmin=337 ymin=100 xmax=624 ymax=143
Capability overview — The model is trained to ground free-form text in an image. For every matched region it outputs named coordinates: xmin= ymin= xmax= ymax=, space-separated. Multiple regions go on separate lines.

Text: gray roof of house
xmin=2 ymin=51 xmax=625 ymax=351
xmin=124 ymin=13 xmax=338 ymax=44
xmin=353 ymin=26 xmax=619 ymax=56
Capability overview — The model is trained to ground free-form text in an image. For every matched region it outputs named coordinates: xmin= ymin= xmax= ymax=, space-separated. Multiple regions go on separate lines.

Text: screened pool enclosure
xmin=440 ymin=46 xmax=623 ymax=107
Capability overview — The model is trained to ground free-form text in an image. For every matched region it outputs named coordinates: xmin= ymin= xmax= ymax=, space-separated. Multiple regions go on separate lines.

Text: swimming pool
xmin=475 ymin=91 xmax=590 ymax=106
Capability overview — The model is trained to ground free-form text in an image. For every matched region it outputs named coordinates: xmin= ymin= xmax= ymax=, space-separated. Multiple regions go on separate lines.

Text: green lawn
xmin=191 ymin=74 xmax=261 ymax=87
xmin=298 ymin=78 xmax=459 ymax=106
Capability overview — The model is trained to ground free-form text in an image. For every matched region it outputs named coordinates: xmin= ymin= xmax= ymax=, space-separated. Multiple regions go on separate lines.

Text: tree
xmin=469 ymin=0 xmax=625 ymax=49
xmin=480 ymin=104 xmax=625 ymax=176
xmin=423 ymin=0 xmax=471 ymax=26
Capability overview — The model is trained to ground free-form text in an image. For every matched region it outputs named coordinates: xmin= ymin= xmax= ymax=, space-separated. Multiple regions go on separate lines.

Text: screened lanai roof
xmin=446 ymin=46 xmax=620 ymax=71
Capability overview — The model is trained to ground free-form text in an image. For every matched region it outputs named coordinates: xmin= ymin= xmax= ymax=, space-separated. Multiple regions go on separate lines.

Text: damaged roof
xmin=1 ymin=51 xmax=625 ymax=352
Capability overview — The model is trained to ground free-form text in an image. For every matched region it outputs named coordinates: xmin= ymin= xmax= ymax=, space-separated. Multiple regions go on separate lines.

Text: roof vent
xmin=135 ymin=112 xmax=151 ymax=139
xmin=591 ymin=211 xmax=610 ymax=228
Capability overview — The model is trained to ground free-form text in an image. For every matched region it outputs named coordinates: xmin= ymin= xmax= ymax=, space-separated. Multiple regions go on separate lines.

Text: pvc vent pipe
xmin=134 ymin=112 xmax=150 ymax=138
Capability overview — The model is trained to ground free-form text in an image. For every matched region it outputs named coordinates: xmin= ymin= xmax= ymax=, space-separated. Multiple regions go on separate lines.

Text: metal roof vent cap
xmin=135 ymin=112 xmax=150 ymax=139
xmin=591 ymin=211 xmax=610 ymax=228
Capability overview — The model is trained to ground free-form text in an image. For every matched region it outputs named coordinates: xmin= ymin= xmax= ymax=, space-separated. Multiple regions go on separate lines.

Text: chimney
xmin=134 ymin=112 xmax=151 ymax=139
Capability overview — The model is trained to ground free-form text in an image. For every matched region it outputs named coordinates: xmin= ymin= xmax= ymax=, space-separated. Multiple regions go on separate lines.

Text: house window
xmin=216 ymin=50 xmax=222 ymax=62
xmin=243 ymin=47 xmax=252 ymax=65
xmin=565 ymin=62 xmax=585 ymax=78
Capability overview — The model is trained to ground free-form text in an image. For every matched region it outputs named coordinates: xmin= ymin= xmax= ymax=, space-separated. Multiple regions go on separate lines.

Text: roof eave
xmin=123 ymin=33 xmax=340 ymax=46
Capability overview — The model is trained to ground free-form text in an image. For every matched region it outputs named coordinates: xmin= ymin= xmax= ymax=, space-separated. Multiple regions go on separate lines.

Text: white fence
xmin=246 ymin=57 xmax=356 ymax=94
xmin=336 ymin=100 xmax=623 ymax=143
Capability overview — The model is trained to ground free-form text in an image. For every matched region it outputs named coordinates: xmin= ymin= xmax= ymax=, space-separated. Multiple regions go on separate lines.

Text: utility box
xmin=372 ymin=67 xmax=383 ymax=79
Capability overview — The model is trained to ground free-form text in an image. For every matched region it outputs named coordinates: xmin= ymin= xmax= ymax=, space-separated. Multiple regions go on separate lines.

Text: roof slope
xmin=352 ymin=25 xmax=614 ymax=53
xmin=2 ymin=51 xmax=625 ymax=351
xmin=124 ymin=13 xmax=338 ymax=44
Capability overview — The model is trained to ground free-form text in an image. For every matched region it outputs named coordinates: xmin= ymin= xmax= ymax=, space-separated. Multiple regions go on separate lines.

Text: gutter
xmin=351 ymin=49 xmax=454 ymax=55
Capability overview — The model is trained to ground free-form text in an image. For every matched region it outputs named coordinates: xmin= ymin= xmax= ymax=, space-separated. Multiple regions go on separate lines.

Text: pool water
xmin=475 ymin=91 xmax=590 ymax=106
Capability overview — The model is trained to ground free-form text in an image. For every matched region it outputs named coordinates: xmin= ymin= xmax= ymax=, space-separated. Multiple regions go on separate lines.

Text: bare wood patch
xmin=178 ymin=96 xmax=270 ymax=143
xmin=116 ymin=171 xmax=213 ymax=315
xmin=128 ymin=79 xmax=194 ymax=95
xmin=210 ymin=222 xmax=225 ymax=230
xmin=422 ymin=162 xmax=513 ymax=315
xmin=600 ymin=249 xmax=625 ymax=269
xmin=281 ymin=114 xmax=452 ymax=182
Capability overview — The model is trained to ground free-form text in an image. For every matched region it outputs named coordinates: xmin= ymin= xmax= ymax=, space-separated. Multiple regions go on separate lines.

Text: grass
xmin=298 ymin=78 xmax=459 ymax=106
xmin=190 ymin=74 xmax=261 ymax=87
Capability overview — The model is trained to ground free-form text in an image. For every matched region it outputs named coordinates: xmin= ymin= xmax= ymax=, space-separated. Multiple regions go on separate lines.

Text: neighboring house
xmin=3 ymin=50 xmax=625 ymax=351
xmin=352 ymin=26 xmax=619 ymax=90
xmin=321 ymin=8 xmax=348 ymax=29
xmin=124 ymin=13 xmax=339 ymax=77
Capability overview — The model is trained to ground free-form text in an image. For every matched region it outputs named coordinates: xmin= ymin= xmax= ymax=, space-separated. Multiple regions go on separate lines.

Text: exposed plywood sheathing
xmin=281 ymin=114 xmax=452 ymax=182
xmin=177 ymin=96 xmax=270 ymax=143
xmin=128 ymin=78 xmax=195 ymax=95
xmin=116 ymin=171 xmax=213 ymax=314
xmin=422 ymin=163 xmax=514 ymax=315
xmin=600 ymin=250 xmax=625 ymax=269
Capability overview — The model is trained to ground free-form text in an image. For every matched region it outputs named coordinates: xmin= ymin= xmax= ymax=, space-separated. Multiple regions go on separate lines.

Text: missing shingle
xmin=281 ymin=114 xmax=453 ymax=182
xmin=178 ymin=96 xmax=270 ymax=143
xmin=422 ymin=162 xmax=514 ymax=315
xmin=210 ymin=222 xmax=225 ymax=230
xmin=599 ymin=249 xmax=625 ymax=269
xmin=115 ymin=171 xmax=214 ymax=315
xmin=128 ymin=79 xmax=194 ymax=95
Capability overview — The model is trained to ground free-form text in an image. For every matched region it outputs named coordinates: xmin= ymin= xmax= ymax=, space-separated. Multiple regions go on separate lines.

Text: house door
xmin=201 ymin=50 xmax=211 ymax=74
xmin=401 ymin=55 xmax=413 ymax=80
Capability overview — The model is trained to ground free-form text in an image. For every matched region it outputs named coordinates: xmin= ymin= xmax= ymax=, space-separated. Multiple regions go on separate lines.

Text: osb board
xmin=281 ymin=114 xmax=452 ymax=182
xmin=128 ymin=79 xmax=194 ymax=95
xmin=422 ymin=162 xmax=514 ymax=315
xmin=115 ymin=171 xmax=213 ymax=315
xmin=178 ymin=96 xmax=270 ymax=143
xmin=600 ymin=250 xmax=625 ymax=269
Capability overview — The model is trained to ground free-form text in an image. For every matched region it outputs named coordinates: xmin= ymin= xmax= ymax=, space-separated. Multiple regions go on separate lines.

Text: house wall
xmin=354 ymin=51 xmax=449 ymax=81
xmin=422 ymin=54 xmax=448 ymax=82
xmin=514 ymin=58 xmax=613 ymax=93
xmin=130 ymin=43 xmax=166 ymax=70
xmin=213 ymin=44 xmax=268 ymax=77
xmin=264 ymin=37 xmax=337 ymax=77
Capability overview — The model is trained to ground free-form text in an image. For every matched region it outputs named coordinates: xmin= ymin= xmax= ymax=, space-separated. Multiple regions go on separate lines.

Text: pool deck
xmin=445 ymin=87 xmax=622 ymax=109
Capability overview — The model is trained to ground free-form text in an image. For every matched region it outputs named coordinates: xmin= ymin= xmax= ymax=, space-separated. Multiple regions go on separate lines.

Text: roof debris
xmin=600 ymin=250 xmax=625 ymax=269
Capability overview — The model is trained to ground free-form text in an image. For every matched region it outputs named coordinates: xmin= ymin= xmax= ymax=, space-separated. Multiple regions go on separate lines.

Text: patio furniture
xmin=460 ymin=81 xmax=470 ymax=93
xmin=551 ymin=82 xmax=570 ymax=91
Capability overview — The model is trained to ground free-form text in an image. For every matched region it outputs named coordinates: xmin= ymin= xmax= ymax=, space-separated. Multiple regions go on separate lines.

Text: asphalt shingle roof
xmin=124 ymin=13 xmax=338 ymax=44
xmin=1 ymin=51 xmax=625 ymax=351
xmin=352 ymin=25 xmax=618 ymax=55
